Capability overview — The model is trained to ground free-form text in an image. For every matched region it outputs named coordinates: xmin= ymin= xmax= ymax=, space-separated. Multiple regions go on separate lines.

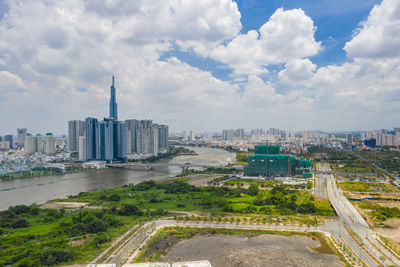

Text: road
xmin=321 ymin=162 xmax=400 ymax=267
xmin=314 ymin=162 xmax=327 ymax=198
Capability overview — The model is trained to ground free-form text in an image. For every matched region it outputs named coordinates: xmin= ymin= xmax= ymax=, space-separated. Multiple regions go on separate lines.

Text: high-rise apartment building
xmin=235 ymin=128 xmax=245 ymax=139
xmin=16 ymin=128 xmax=27 ymax=147
xmin=345 ymin=133 xmax=353 ymax=145
xmin=68 ymin=120 xmax=85 ymax=152
xmin=24 ymin=134 xmax=36 ymax=154
xmin=125 ymin=119 xmax=139 ymax=153
xmin=85 ymin=117 xmax=99 ymax=160
xmin=136 ymin=120 xmax=153 ymax=154
xmin=78 ymin=136 xmax=86 ymax=161
xmin=45 ymin=133 xmax=56 ymax=155
xmin=4 ymin=135 xmax=13 ymax=149
xmin=0 ymin=141 xmax=10 ymax=151
xmin=157 ymin=125 xmax=169 ymax=151
xmin=183 ymin=130 xmax=189 ymax=141
xmin=189 ymin=130 xmax=195 ymax=141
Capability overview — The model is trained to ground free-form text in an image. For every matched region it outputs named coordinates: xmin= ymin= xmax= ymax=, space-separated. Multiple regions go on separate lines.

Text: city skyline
xmin=1 ymin=0 xmax=400 ymax=134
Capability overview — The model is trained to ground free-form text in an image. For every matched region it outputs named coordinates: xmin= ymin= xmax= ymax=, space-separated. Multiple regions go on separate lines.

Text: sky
xmin=0 ymin=0 xmax=400 ymax=135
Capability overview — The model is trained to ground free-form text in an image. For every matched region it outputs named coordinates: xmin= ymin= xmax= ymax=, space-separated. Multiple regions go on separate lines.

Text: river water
xmin=0 ymin=147 xmax=235 ymax=210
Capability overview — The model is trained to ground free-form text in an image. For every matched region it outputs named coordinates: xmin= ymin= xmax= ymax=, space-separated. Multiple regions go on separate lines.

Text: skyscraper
xmin=157 ymin=125 xmax=169 ymax=151
xmin=189 ymin=130 xmax=195 ymax=141
xmin=98 ymin=119 xmax=114 ymax=161
xmin=85 ymin=117 xmax=99 ymax=160
xmin=183 ymin=130 xmax=189 ymax=141
xmin=16 ymin=128 xmax=27 ymax=147
xmin=68 ymin=120 xmax=85 ymax=152
xmin=109 ymin=76 xmax=118 ymax=121
xmin=24 ymin=134 xmax=36 ymax=154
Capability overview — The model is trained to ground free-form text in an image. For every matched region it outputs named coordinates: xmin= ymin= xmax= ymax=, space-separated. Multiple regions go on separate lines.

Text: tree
xmin=10 ymin=218 xmax=29 ymax=228
xmin=119 ymin=204 xmax=142 ymax=216
xmin=108 ymin=193 xmax=121 ymax=202
xmin=247 ymin=184 xmax=259 ymax=196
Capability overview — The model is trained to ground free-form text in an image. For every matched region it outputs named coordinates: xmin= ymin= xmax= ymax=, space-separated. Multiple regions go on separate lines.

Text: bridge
xmin=106 ymin=162 xmax=223 ymax=172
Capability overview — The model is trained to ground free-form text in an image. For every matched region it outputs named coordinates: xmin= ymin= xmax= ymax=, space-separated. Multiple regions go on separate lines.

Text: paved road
xmin=321 ymin=162 xmax=400 ymax=267
xmin=314 ymin=162 xmax=327 ymax=198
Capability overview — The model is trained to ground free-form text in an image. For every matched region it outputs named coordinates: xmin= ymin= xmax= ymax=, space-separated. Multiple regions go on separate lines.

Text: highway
xmin=320 ymin=162 xmax=400 ymax=267
xmin=314 ymin=162 xmax=327 ymax=198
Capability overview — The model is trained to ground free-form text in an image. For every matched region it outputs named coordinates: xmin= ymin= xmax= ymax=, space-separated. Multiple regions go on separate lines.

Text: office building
xmin=68 ymin=120 xmax=85 ymax=152
xmin=16 ymin=128 xmax=27 ymax=147
xmin=45 ymin=133 xmax=56 ymax=155
xmin=109 ymin=76 xmax=118 ymax=121
xmin=4 ymin=135 xmax=13 ymax=149
xmin=78 ymin=136 xmax=86 ymax=161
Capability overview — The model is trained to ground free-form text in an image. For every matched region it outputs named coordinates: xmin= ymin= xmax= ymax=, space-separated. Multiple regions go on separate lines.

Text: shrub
xmin=10 ymin=218 xmax=29 ymax=228
xmin=119 ymin=204 xmax=142 ymax=216
xmin=108 ymin=193 xmax=121 ymax=202
xmin=39 ymin=249 xmax=75 ymax=265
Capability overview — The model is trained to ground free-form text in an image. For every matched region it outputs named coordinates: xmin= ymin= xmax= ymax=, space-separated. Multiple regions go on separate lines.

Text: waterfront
xmin=0 ymin=147 xmax=235 ymax=210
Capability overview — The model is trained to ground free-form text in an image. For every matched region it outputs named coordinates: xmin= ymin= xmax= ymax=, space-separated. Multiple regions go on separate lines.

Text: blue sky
xmin=163 ymin=0 xmax=382 ymax=82
xmin=0 ymin=0 xmax=399 ymax=134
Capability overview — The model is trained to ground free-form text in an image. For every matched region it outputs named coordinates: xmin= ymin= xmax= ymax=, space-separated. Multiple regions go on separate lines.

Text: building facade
xmin=68 ymin=120 xmax=85 ymax=152
xmin=16 ymin=128 xmax=27 ymax=147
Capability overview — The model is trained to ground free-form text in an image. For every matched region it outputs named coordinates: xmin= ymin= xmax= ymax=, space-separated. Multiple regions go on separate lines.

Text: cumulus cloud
xmin=0 ymin=0 xmax=399 ymax=134
xmin=278 ymin=59 xmax=316 ymax=86
xmin=344 ymin=0 xmax=400 ymax=58
xmin=210 ymin=8 xmax=321 ymax=78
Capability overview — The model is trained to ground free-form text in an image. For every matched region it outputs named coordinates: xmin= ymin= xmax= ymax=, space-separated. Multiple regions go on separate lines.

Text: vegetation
xmin=0 ymin=179 xmax=336 ymax=266
xmin=141 ymin=147 xmax=196 ymax=163
xmin=355 ymin=201 xmax=400 ymax=221
xmin=340 ymin=181 xmax=396 ymax=193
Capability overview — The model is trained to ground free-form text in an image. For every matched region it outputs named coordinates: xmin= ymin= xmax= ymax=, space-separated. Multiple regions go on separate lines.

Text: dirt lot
xmin=161 ymin=234 xmax=343 ymax=267
xmin=186 ymin=174 xmax=225 ymax=187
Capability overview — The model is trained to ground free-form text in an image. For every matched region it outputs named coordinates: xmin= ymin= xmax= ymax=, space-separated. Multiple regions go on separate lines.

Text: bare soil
xmin=186 ymin=174 xmax=225 ymax=187
xmin=161 ymin=234 xmax=343 ymax=267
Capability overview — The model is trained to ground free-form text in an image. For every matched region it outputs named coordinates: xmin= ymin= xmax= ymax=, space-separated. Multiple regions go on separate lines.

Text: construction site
xmin=244 ymin=145 xmax=312 ymax=178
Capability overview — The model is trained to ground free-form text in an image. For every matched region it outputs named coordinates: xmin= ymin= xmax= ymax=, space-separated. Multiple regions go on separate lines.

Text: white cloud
xmin=344 ymin=0 xmax=400 ymax=59
xmin=278 ymin=59 xmax=316 ymax=86
xmin=210 ymin=8 xmax=321 ymax=78
xmin=0 ymin=0 xmax=399 ymax=134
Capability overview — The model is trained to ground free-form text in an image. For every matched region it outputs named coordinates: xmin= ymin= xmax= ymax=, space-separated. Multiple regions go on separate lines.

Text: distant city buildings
xmin=69 ymin=77 xmax=169 ymax=162
xmin=222 ymin=128 xmax=245 ymax=140
xmin=362 ymin=128 xmax=400 ymax=147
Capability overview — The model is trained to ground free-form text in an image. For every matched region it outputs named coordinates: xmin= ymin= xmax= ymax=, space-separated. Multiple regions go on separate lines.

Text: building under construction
xmin=244 ymin=145 xmax=312 ymax=178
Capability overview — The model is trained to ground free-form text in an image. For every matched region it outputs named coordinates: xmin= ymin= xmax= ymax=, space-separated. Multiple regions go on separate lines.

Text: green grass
xmin=1 ymin=180 xmax=337 ymax=266
xmin=340 ymin=181 xmax=396 ymax=193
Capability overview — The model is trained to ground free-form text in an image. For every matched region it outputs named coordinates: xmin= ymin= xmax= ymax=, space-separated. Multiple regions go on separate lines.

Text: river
xmin=0 ymin=147 xmax=235 ymax=210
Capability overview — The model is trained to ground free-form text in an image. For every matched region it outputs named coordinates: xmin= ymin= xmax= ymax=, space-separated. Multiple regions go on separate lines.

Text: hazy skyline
xmin=1 ymin=0 xmax=399 ymax=135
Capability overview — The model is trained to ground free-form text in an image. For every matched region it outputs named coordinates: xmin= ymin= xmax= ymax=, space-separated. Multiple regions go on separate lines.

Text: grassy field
xmin=340 ymin=181 xmax=396 ymax=193
xmin=353 ymin=200 xmax=400 ymax=222
xmin=0 ymin=179 xmax=336 ymax=266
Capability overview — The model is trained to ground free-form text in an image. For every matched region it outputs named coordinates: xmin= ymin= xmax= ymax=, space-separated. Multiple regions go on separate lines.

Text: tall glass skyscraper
xmin=109 ymin=76 xmax=118 ymax=121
